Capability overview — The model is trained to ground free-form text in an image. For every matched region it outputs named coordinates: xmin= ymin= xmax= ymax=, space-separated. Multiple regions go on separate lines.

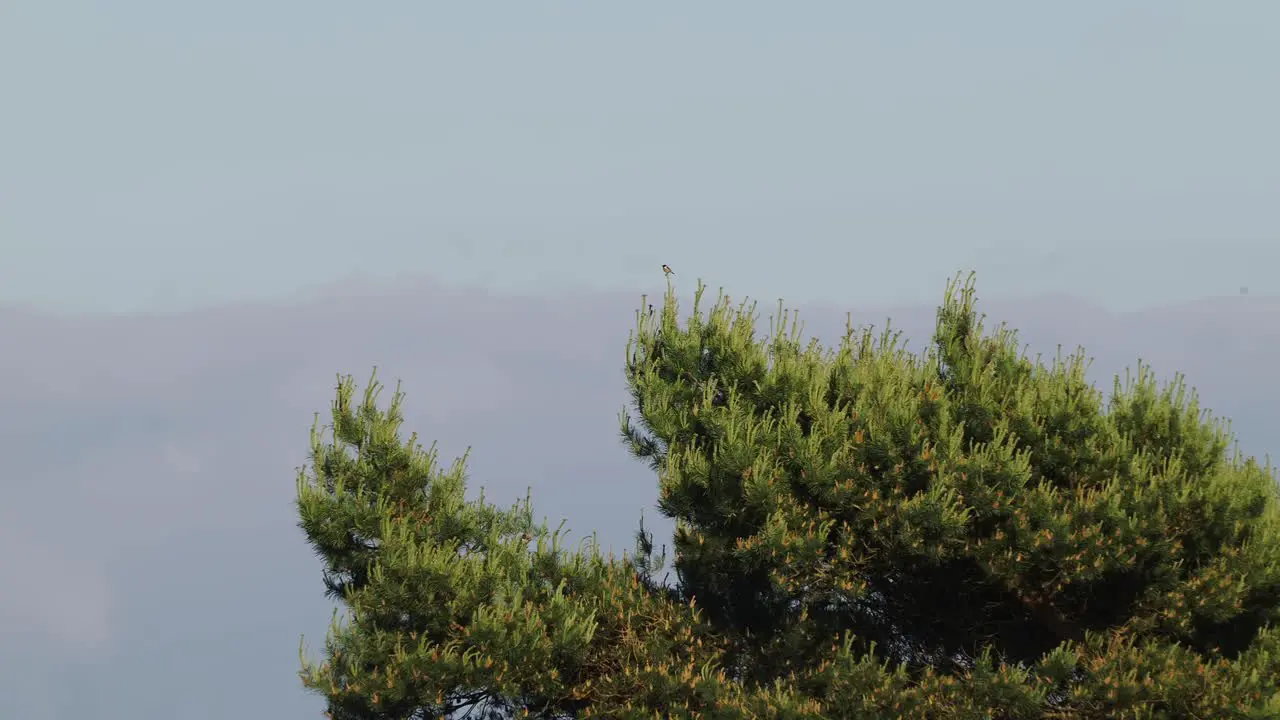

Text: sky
xmin=2 ymin=3 xmax=1280 ymax=719
xmin=3 ymin=1 xmax=1278 ymax=313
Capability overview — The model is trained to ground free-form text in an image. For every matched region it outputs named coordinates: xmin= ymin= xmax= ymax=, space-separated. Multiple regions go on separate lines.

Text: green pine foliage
xmin=296 ymin=274 xmax=1280 ymax=719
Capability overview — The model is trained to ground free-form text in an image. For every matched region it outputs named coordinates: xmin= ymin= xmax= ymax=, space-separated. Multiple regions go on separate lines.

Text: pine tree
xmin=296 ymin=274 xmax=1280 ymax=719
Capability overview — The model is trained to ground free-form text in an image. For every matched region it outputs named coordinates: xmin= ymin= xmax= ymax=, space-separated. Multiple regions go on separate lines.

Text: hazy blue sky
xmin=4 ymin=6 xmax=1280 ymax=716
xmin=3 ymin=2 xmax=1277 ymax=313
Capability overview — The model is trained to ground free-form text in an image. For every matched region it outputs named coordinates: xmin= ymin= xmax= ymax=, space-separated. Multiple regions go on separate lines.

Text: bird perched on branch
xmin=662 ymin=264 xmax=674 ymax=276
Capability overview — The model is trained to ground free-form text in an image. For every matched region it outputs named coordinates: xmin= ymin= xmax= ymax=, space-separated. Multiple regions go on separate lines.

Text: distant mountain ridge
xmin=0 ymin=278 xmax=1275 ymax=719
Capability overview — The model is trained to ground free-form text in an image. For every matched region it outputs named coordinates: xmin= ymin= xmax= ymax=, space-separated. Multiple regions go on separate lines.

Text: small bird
xmin=662 ymin=264 xmax=675 ymax=276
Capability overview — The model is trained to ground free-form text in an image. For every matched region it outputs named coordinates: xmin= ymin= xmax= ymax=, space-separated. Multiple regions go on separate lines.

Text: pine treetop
xmin=297 ymin=275 xmax=1280 ymax=719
